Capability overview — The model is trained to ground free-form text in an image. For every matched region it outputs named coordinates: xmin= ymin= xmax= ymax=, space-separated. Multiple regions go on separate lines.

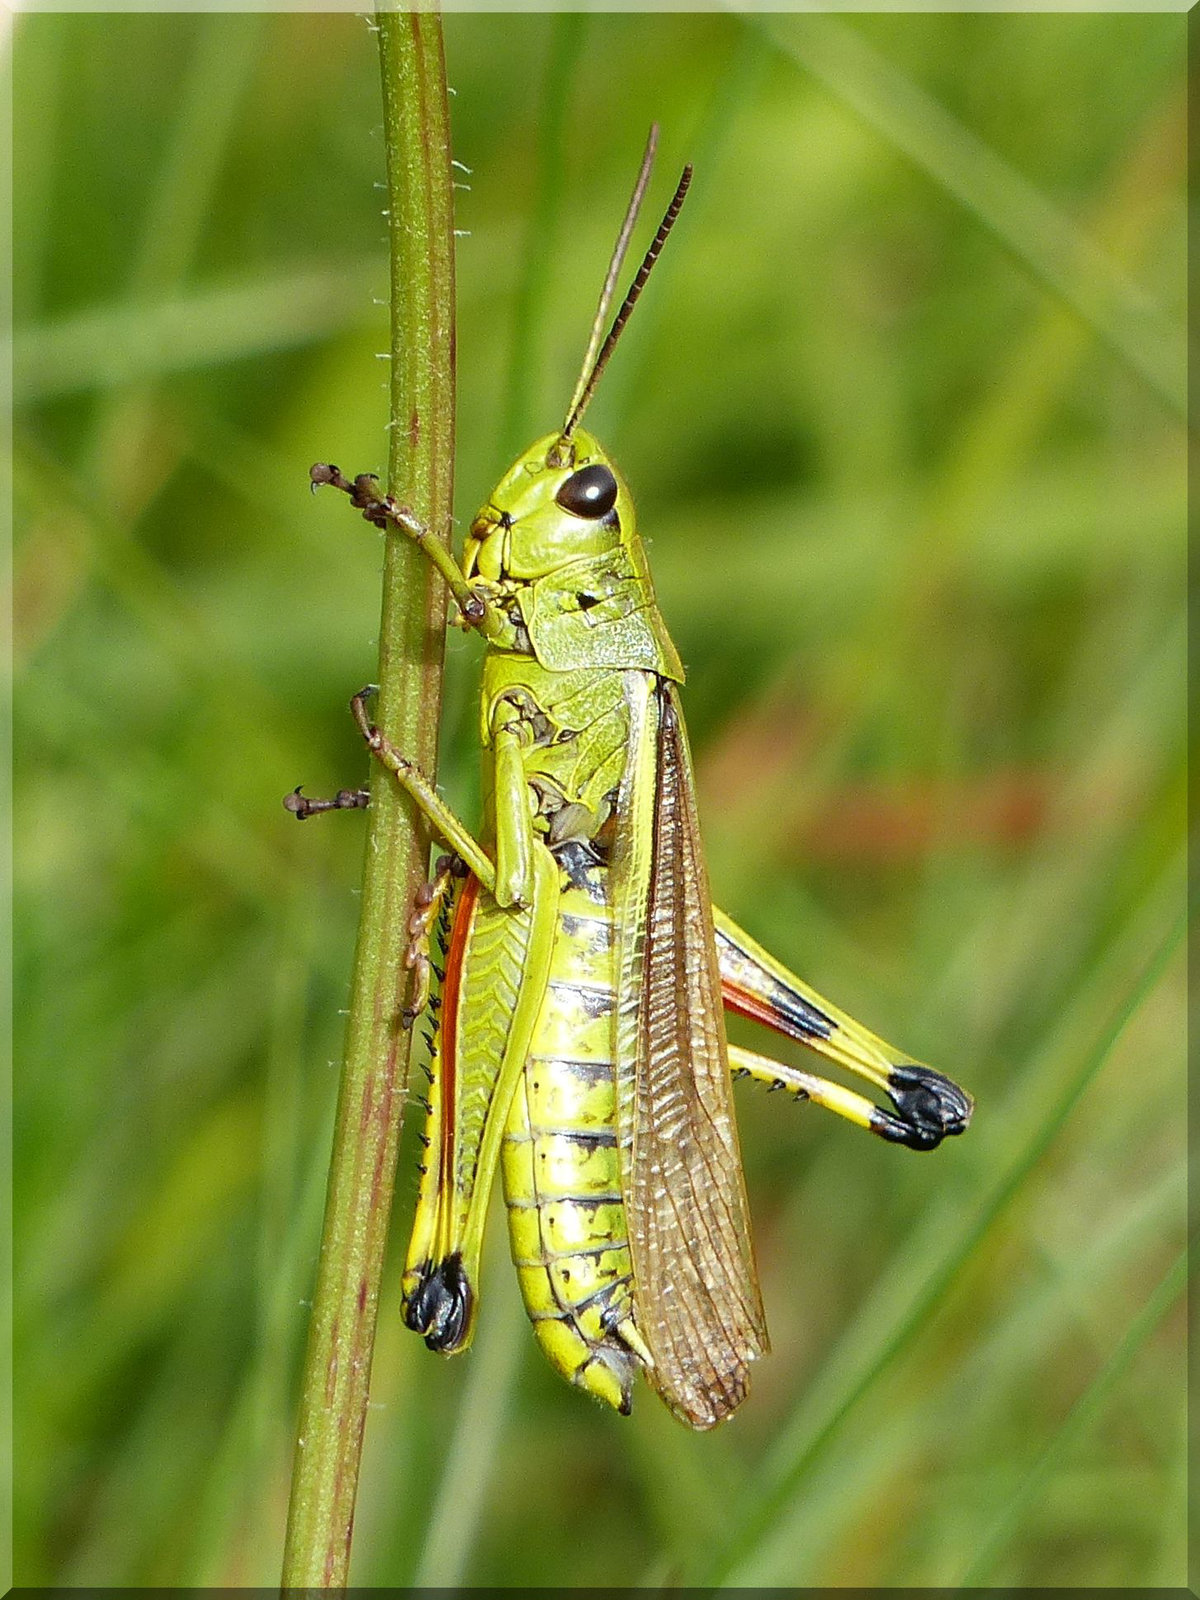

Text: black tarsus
xmin=310 ymin=462 xmax=393 ymax=528
xmin=403 ymin=1253 xmax=473 ymax=1352
xmin=284 ymin=784 xmax=370 ymax=820
xmin=881 ymin=1065 xmax=973 ymax=1151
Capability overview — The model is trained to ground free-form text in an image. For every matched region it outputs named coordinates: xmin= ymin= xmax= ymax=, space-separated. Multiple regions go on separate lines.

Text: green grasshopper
xmin=292 ymin=129 xmax=972 ymax=1429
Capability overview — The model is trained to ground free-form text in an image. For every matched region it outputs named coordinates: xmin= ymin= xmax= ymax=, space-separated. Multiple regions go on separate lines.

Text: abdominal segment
xmin=501 ymin=879 xmax=649 ymax=1414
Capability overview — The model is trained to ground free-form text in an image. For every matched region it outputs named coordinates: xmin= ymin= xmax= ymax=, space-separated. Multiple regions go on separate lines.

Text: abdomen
xmin=500 ymin=879 xmax=648 ymax=1413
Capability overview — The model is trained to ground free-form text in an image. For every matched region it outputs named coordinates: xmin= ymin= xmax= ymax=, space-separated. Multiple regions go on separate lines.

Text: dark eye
xmin=555 ymin=463 xmax=618 ymax=519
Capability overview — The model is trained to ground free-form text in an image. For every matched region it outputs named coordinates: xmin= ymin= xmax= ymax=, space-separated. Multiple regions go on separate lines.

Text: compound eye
xmin=555 ymin=462 xmax=618 ymax=519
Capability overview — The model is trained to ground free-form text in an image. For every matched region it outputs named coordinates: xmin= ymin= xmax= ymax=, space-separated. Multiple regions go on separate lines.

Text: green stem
xmin=280 ymin=9 xmax=454 ymax=1588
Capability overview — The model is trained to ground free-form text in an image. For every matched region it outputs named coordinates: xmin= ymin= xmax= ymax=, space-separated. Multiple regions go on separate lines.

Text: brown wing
xmin=611 ymin=673 xmax=768 ymax=1428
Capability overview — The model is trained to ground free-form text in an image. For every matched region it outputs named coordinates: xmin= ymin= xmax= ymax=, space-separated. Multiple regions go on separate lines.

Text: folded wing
xmin=611 ymin=674 xmax=768 ymax=1428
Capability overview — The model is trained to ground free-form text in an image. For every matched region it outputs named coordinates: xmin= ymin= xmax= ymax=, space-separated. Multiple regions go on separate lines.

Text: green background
xmin=13 ymin=10 xmax=1187 ymax=1588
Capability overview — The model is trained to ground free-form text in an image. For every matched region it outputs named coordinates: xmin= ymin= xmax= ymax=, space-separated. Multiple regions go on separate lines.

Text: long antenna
xmin=560 ymin=132 xmax=692 ymax=443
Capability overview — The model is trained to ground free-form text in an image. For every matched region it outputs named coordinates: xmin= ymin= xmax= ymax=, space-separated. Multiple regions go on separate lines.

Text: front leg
xmin=348 ymin=686 xmax=498 ymax=897
xmin=310 ymin=464 xmax=514 ymax=645
xmin=489 ymin=712 xmax=537 ymax=911
xmin=284 ymin=785 xmax=369 ymax=820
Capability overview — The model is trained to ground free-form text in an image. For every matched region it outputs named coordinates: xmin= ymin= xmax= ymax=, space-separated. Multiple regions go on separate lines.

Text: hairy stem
xmin=280 ymin=8 xmax=454 ymax=1587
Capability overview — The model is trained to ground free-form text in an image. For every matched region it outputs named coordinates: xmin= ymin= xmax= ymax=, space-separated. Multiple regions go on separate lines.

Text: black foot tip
xmin=886 ymin=1065 xmax=973 ymax=1150
xmin=402 ymin=1253 xmax=473 ymax=1352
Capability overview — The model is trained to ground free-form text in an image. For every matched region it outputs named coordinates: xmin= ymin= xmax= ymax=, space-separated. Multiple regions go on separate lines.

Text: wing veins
xmin=613 ymin=676 xmax=768 ymax=1428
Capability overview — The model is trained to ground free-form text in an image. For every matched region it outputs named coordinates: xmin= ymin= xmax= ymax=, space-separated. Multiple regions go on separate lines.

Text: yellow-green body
xmin=501 ymin=877 xmax=643 ymax=1412
xmin=403 ymin=430 xmax=676 ymax=1409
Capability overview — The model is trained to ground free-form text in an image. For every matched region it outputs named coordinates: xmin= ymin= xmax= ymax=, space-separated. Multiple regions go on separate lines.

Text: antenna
xmin=560 ymin=128 xmax=692 ymax=444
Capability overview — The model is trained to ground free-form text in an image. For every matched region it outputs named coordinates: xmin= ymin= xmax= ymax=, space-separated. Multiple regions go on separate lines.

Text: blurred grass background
xmin=12 ymin=10 xmax=1186 ymax=1588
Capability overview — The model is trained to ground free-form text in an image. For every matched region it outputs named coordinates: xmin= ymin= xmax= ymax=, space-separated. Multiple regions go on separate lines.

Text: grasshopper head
xmin=464 ymin=427 xmax=684 ymax=681
xmin=459 ymin=133 xmax=690 ymax=681
xmin=464 ymin=429 xmax=631 ymax=584
xmin=466 ymin=135 xmax=691 ymax=594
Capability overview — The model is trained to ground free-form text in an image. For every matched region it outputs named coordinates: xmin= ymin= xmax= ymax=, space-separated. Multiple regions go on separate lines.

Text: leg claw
xmin=284 ymin=785 xmax=369 ymax=820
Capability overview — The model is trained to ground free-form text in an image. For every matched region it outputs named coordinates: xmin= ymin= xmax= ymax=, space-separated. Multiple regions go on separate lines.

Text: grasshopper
xmin=292 ymin=129 xmax=972 ymax=1429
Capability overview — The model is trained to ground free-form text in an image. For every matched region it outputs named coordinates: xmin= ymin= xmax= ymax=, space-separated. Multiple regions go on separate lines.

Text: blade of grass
xmin=602 ymin=20 xmax=769 ymax=442
xmin=184 ymin=886 xmax=331 ymax=1584
xmin=956 ymin=1243 xmax=1188 ymax=1586
xmin=12 ymin=13 xmax=64 ymax=321
xmin=754 ymin=13 xmax=1185 ymax=420
xmin=13 ymin=434 xmax=297 ymax=731
xmin=497 ymin=12 xmax=585 ymax=463
xmin=772 ymin=1156 xmax=1185 ymax=1585
xmin=125 ymin=15 xmax=266 ymax=303
xmin=83 ymin=14 xmax=266 ymax=510
xmin=13 ymin=259 xmax=387 ymax=402
xmin=920 ymin=82 xmax=1185 ymax=564
xmin=279 ymin=9 xmax=454 ymax=1587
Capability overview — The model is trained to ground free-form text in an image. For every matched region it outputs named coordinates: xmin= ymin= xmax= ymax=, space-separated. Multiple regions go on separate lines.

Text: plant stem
xmin=280 ymin=8 xmax=454 ymax=1588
